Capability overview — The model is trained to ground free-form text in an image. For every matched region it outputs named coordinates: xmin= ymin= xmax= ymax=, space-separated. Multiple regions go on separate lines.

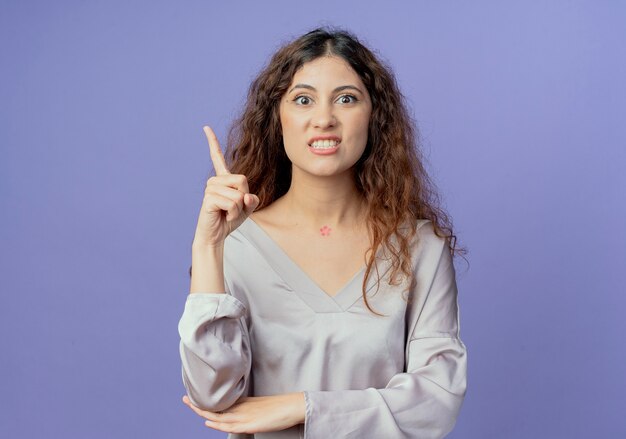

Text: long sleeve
xmin=178 ymin=291 xmax=252 ymax=412
xmin=303 ymin=238 xmax=468 ymax=439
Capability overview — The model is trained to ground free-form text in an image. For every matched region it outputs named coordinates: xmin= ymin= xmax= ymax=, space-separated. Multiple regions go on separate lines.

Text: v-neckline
xmin=244 ymin=217 xmax=365 ymax=296
xmin=235 ymin=217 xmax=393 ymax=312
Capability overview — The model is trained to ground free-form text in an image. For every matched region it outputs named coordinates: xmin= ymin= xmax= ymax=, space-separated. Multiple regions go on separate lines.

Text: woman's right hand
xmin=192 ymin=125 xmax=260 ymax=248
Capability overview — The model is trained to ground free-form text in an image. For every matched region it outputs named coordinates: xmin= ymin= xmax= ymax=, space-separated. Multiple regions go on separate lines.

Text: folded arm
xmin=304 ymin=239 xmax=468 ymax=438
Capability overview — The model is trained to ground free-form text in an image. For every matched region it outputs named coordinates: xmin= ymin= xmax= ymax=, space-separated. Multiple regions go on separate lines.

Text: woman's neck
xmin=279 ymin=169 xmax=366 ymax=229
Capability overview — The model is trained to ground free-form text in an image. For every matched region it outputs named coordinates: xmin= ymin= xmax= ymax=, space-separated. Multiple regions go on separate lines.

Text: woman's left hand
xmin=182 ymin=393 xmax=306 ymax=434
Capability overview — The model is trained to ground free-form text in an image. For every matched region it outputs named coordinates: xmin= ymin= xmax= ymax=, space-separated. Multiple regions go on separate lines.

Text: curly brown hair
xmin=223 ymin=26 xmax=467 ymax=315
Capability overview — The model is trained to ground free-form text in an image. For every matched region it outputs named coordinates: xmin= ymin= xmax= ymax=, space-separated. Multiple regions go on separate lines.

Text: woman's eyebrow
xmin=288 ymin=84 xmax=364 ymax=94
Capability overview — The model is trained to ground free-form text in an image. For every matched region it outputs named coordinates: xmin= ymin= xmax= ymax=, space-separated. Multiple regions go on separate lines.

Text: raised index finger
xmin=203 ymin=125 xmax=230 ymax=175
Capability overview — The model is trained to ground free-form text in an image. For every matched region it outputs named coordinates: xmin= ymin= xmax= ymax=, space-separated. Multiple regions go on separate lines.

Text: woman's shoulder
xmin=247 ymin=206 xmax=278 ymax=229
xmin=249 ymin=195 xmax=293 ymax=225
xmin=224 ymin=202 xmax=286 ymax=257
xmin=398 ymin=218 xmax=440 ymax=242
xmin=399 ymin=218 xmax=450 ymax=258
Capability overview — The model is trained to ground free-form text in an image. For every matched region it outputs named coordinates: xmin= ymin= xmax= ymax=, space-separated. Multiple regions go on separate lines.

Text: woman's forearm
xmin=189 ymin=243 xmax=225 ymax=294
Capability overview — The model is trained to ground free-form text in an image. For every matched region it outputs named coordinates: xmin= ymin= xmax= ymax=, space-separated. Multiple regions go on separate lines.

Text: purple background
xmin=2 ymin=1 xmax=625 ymax=438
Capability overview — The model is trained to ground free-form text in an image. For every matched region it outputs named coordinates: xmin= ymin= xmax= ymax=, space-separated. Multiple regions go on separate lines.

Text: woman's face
xmin=279 ymin=55 xmax=372 ymax=179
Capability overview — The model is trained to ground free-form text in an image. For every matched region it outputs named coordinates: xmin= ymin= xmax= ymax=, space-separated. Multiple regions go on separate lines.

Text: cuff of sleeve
xmin=179 ymin=293 xmax=247 ymax=342
xmin=303 ymin=391 xmax=312 ymax=437
xmin=302 ymin=388 xmax=384 ymax=438
xmin=185 ymin=293 xmax=246 ymax=318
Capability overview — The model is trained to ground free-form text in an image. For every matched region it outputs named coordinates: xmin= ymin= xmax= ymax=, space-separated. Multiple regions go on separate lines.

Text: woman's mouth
xmin=309 ymin=139 xmax=339 ymax=149
xmin=308 ymin=139 xmax=340 ymax=155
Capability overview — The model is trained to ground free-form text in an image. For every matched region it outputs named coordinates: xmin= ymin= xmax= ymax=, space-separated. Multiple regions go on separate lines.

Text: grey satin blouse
xmin=178 ymin=218 xmax=467 ymax=438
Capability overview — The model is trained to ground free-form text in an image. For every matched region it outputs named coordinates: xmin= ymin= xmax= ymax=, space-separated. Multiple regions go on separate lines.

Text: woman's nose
xmin=312 ymin=103 xmax=337 ymax=128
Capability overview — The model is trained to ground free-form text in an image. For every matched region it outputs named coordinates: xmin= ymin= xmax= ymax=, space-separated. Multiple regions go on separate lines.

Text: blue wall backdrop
xmin=1 ymin=1 xmax=624 ymax=437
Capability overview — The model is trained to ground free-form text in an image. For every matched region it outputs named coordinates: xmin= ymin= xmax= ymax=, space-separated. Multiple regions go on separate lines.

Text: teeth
xmin=310 ymin=140 xmax=339 ymax=148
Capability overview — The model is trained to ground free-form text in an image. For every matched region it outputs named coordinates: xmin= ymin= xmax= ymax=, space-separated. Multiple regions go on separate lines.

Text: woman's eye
xmin=337 ymin=94 xmax=358 ymax=104
xmin=294 ymin=96 xmax=311 ymax=105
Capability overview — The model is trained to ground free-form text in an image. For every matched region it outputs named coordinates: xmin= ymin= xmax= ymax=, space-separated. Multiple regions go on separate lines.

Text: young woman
xmin=178 ymin=27 xmax=468 ymax=438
